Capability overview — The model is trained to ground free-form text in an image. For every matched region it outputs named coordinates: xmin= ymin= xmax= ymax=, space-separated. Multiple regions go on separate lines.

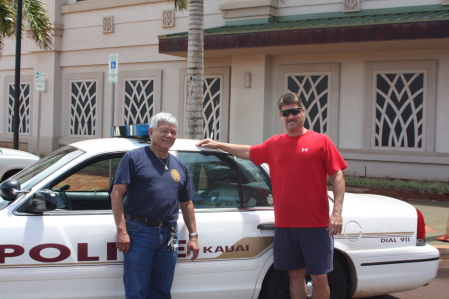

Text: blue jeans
xmin=123 ymin=220 xmax=178 ymax=299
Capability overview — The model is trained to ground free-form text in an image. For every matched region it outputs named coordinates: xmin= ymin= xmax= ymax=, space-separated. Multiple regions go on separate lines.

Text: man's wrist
xmin=189 ymin=232 xmax=198 ymax=238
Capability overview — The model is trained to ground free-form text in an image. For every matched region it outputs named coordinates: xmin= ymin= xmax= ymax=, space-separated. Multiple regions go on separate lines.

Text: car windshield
xmin=8 ymin=146 xmax=84 ymax=191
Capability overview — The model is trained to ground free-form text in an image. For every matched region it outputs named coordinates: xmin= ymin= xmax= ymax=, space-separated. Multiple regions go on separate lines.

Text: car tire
xmin=259 ymin=258 xmax=347 ymax=299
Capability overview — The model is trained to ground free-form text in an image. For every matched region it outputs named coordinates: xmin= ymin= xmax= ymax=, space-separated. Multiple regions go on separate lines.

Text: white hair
xmin=150 ymin=112 xmax=178 ymax=130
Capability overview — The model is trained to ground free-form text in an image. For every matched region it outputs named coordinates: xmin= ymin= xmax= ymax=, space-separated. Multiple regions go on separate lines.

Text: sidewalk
xmin=405 ymin=200 xmax=449 ymax=260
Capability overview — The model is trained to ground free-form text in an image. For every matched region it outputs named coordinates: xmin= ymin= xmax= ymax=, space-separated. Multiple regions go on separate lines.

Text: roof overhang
xmin=159 ymin=5 xmax=449 ymax=58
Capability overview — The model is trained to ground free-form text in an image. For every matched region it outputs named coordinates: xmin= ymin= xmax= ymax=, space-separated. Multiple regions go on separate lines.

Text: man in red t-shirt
xmin=196 ymin=93 xmax=347 ymax=299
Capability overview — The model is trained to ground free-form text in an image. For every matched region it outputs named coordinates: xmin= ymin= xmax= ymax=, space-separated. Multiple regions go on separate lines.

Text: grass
xmin=341 ymin=176 xmax=449 ymax=195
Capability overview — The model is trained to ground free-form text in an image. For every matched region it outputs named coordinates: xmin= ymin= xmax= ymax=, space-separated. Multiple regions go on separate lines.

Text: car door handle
xmin=257 ymin=222 xmax=275 ymax=230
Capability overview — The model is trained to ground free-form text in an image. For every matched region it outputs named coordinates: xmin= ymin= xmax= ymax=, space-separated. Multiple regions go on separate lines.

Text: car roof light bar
xmin=111 ymin=124 xmax=150 ymax=138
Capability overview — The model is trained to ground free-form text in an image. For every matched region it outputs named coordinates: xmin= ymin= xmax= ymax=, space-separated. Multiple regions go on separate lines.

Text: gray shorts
xmin=273 ymin=227 xmax=334 ymax=275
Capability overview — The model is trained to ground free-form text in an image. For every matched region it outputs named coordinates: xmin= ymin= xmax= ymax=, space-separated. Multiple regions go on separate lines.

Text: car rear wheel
xmin=260 ymin=258 xmax=347 ymax=299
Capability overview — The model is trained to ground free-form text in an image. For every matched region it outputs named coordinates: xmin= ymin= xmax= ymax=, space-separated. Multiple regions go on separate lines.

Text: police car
xmin=0 ymin=125 xmax=439 ymax=299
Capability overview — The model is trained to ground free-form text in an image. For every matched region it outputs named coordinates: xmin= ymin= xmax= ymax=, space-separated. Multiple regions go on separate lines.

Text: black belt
xmin=124 ymin=214 xmax=170 ymax=228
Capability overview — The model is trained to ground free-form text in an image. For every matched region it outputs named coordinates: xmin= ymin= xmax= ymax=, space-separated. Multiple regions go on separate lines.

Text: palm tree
xmin=184 ymin=0 xmax=286 ymax=140
xmin=0 ymin=0 xmax=54 ymax=57
xmin=185 ymin=0 xmax=204 ymax=140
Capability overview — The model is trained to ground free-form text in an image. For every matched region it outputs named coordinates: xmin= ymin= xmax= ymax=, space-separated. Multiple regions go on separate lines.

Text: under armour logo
xmin=302 ymin=148 xmax=308 ymax=152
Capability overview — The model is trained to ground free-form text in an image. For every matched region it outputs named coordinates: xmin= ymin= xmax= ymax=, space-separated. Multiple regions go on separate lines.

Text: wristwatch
xmin=189 ymin=232 xmax=198 ymax=237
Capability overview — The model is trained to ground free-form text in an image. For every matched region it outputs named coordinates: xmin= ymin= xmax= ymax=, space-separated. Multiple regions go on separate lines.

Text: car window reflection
xmin=177 ymin=152 xmax=272 ymax=209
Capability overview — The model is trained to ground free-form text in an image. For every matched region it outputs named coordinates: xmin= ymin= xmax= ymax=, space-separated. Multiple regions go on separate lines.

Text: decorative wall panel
xmin=374 ymin=73 xmax=424 ymax=149
xmin=7 ymin=83 xmax=31 ymax=134
xmin=203 ymin=77 xmax=222 ymax=140
xmin=179 ymin=68 xmax=230 ymax=141
xmin=163 ymin=9 xmax=174 ymax=27
xmin=287 ymin=74 xmax=329 ymax=134
xmin=364 ymin=60 xmax=436 ymax=152
xmin=69 ymin=80 xmax=97 ymax=136
xmin=343 ymin=0 xmax=360 ymax=12
xmin=103 ymin=16 xmax=114 ymax=33
xmin=124 ymin=79 xmax=154 ymax=125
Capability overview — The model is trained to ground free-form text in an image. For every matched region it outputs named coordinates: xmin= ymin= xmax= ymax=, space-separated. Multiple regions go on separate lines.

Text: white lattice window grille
xmin=286 ymin=74 xmax=330 ymax=135
xmin=7 ymin=82 xmax=31 ymax=135
xmin=343 ymin=0 xmax=360 ymax=12
xmin=69 ymin=80 xmax=97 ymax=136
xmin=103 ymin=16 xmax=114 ymax=33
xmin=203 ymin=77 xmax=222 ymax=140
xmin=373 ymin=72 xmax=425 ymax=150
xmin=163 ymin=9 xmax=175 ymax=27
xmin=123 ymin=79 xmax=155 ymax=125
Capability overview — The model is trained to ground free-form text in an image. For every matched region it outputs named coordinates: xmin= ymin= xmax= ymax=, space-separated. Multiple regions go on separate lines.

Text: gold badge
xmin=171 ymin=169 xmax=181 ymax=182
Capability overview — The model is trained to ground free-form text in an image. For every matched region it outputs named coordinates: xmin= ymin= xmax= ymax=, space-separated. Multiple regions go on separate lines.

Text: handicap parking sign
xmin=108 ymin=54 xmax=119 ymax=83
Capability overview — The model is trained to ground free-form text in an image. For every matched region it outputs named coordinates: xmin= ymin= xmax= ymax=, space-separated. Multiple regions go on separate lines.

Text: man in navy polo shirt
xmin=111 ymin=112 xmax=199 ymax=299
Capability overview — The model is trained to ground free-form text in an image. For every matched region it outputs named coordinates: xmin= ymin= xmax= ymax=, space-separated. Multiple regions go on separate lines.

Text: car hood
xmin=0 ymin=148 xmax=40 ymax=160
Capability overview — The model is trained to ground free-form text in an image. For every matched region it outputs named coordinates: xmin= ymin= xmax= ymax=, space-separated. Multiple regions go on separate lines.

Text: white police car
xmin=0 ymin=125 xmax=439 ymax=299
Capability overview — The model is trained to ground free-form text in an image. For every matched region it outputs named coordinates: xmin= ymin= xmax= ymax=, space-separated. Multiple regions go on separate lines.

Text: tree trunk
xmin=185 ymin=0 xmax=204 ymax=139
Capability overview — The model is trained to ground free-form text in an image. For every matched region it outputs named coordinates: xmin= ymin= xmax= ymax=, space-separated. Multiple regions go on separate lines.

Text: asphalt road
xmin=364 ymin=260 xmax=449 ymax=299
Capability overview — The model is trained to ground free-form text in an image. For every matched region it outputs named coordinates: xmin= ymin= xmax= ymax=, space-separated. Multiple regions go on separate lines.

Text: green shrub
xmin=334 ymin=176 xmax=449 ymax=194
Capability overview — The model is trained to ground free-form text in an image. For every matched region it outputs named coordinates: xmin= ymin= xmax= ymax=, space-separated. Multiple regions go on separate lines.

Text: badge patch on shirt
xmin=171 ymin=169 xmax=181 ymax=182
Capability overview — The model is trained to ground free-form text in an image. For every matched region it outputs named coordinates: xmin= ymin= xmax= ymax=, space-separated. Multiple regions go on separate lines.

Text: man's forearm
xmin=196 ymin=139 xmax=251 ymax=159
xmin=330 ymin=170 xmax=345 ymax=215
xmin=217 ymin=143 xmax=251 ymax=159
xmin=180 ymin=200 xmax=200 ymax=260
xmin=111 ymin=186 xmax=127 ymax=232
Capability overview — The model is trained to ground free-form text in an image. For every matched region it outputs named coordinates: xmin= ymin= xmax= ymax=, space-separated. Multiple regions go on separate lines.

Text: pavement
xmin=405 ymin=200 xmax=449 ymax=260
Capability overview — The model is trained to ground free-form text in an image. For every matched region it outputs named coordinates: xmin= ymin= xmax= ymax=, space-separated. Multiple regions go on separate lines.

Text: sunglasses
xmin=280 ymin=107 xmax=303 ymax=117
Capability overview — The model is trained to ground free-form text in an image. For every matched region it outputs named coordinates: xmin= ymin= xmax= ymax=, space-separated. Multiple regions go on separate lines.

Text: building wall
xmin=0 ymin=0 xmax=448 ymax=181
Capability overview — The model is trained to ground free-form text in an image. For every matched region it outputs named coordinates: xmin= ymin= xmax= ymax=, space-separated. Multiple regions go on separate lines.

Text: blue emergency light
xmin=111 ymin=124 xmax=150 ymax=138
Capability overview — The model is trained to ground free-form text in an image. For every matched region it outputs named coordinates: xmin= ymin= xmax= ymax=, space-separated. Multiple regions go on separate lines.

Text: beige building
xmin=0 ymin=0 xmax=448 ymax=181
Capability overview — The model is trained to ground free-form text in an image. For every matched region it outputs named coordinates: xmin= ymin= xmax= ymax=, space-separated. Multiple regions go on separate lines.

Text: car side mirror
xmin=0 ymin=179 xmax=22 ymax=201
xmin=30 ymin=190 xmax=57 ymax=213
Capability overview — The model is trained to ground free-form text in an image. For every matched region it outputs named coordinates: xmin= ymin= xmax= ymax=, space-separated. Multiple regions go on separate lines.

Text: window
xmin=364 ymin=60 xmax=437 ymax=152
xmin=235 ymin=158 xmax=272 ymax=208
xmin=124 ymin=79 xmax=155 ymax=125
xmin=374 ymin=72 xmax=425 ymax=149
xmin=50 ymin=156 xmax=122 ymax=211
xmin=7 ymin=82 xmax=31 ymax=135
xmin=179 ymin=67 xmax=231 ymax=141
xmin=279 ymin=63 xmax=340 ymax=142
xmin=14 ymin=146 xmax=84 ymax=191
xmin=183 ymin=75 xmax=224 ymax=140
xmin=287 ymin=74 xmax=330 ymax=134
xmin=177 ymin=152 xmax=272 ymax=209
xmin=117 ymin=70 xmax=162 ymax=127
xmin=70 ymin=80 xmax=98 ymax=136
xmin=64 ymin=72 xmax=104 ymax=140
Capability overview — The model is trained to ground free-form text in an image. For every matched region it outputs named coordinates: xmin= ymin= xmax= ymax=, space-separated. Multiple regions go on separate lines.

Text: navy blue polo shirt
xmin=113 ymin=146 xmax=196 ymax=223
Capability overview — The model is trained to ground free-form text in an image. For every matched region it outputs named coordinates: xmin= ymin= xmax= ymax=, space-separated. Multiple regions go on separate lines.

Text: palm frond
xmin=22 ymin=0 xmax=54 ymax=50
xmin=168 ymin=0 xmax=188 ymax=11
xmin=0 ymin=0 xmax=15 ymax=36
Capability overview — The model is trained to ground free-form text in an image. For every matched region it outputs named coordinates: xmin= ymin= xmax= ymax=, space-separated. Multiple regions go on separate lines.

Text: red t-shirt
xmin=250 ymin=131 xmax=348 ymax=228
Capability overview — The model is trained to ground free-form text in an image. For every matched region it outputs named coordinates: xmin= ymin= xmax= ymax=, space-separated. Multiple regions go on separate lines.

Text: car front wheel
xmin=259 ymin=258 xmax=347 ymax=299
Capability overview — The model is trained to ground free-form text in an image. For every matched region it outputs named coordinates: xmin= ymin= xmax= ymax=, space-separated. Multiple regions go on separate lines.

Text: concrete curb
xmin=434 ymin=245 xmax=449 ymax=260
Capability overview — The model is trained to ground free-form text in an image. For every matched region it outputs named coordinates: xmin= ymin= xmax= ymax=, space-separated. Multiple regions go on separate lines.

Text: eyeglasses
xmin=280 ymin=107 xmax=303 ymax=117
